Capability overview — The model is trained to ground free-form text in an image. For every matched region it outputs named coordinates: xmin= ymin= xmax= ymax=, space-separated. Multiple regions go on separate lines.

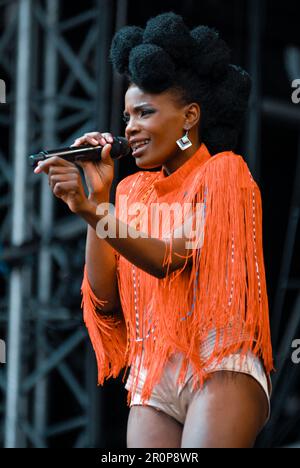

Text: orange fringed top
xmin=80 ymin=143 xmax=274 ymax=405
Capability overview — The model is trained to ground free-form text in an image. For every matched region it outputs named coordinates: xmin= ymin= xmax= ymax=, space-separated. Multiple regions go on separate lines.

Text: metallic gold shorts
xmin=125 ymin=348 xmax=272 ymax=426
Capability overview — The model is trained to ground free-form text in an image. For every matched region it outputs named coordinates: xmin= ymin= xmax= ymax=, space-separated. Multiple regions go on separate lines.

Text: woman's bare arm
xmin=78 ymin=202 xmax=199 ymax=279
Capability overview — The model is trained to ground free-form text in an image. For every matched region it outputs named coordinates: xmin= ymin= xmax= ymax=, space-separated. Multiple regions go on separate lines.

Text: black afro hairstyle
xmin=110 ymin=12 xmax=252 ymax=155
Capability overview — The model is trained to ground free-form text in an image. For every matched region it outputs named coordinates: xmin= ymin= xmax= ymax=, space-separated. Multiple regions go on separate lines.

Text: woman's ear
xmin=184 ymin=102 xmax=201 ymax=129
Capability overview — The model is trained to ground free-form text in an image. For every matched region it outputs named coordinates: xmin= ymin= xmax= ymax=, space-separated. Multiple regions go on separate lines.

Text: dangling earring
xmin=176 ymin=129 xmax=192 ymax=151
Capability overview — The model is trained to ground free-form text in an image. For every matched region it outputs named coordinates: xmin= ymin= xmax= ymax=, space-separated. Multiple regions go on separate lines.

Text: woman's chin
xmin=135 ymin=158 xmax=160 ymax=170
xmin=134 ymin=155 xmax=156 ymax=169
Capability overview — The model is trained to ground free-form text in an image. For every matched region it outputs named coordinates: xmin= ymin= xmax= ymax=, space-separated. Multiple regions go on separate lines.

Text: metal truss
xmin=240 ymin=0 xmax=300 ymax=448
xmin=0 ymin=0 xmax=127 ymax=448
xmin=260 ymin=97 xmax=300 ymax=448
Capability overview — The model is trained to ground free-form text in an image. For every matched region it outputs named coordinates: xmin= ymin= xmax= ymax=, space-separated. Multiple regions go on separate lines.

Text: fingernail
xmin=34 ymin=166 xmax=40 ymax=173
xmin=108 ymin=136 xmax=113 ymax=143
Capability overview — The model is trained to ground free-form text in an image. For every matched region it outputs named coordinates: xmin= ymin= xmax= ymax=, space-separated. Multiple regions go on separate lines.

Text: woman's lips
xmin=132 ymin=141 xmax=150 ymax=157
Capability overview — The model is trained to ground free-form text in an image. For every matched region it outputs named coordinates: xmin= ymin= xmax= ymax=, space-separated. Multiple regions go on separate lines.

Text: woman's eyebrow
xmin=123 ymin=102 xmax=152 ymax=115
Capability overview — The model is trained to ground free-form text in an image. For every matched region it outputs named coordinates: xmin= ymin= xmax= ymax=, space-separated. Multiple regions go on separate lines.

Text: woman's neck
xmin=162 ymin=141 xmax=202 ymax=176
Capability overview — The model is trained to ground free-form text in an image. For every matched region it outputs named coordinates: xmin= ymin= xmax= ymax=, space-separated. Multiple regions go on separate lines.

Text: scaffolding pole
xmin=2 ymin=0 xmax=121 ymax=448
xmin=5 ymin=0 xmax=32 ymax=448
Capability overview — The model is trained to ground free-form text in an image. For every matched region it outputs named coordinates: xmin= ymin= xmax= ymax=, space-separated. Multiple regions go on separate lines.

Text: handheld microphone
xmin=29 ymin=136 xmax=131 ymax=168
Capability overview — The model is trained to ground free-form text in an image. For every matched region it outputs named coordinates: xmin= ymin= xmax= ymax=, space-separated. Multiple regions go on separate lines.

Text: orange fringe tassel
xmin=80 ymin=144 xmax=274 ymax=404
xmin=80 ymin=264 xmax=127 ymax=384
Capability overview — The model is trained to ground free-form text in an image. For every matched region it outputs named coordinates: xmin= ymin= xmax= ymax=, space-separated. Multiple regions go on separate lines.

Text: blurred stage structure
xmin=0 ymin=0 xmax=128 ymax=448
xmin=0 ymin=0 xmax=299 ymax=448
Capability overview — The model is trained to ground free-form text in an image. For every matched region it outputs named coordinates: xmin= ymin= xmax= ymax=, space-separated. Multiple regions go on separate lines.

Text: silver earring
xmin=176 ymin=130 xmax=192 ymax=151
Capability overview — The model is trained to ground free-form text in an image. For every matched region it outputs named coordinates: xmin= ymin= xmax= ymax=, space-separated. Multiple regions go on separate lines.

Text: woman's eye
xmin=140 ymin=109 xmax=154 ymax=117
xmin=122 ymin=109 xmax=154 ymax=124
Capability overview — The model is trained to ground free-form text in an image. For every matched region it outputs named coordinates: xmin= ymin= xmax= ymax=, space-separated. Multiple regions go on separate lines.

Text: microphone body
xmin=29 ymin=136 xmax=131 ymax=168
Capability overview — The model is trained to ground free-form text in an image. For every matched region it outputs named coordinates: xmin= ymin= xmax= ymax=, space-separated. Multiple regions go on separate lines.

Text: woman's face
xmin=124 ymin=85 xmax=200 ymax=172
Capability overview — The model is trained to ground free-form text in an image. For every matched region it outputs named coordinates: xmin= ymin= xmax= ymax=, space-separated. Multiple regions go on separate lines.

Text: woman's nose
xmin=125 ymin=116 xmax=140 ymax=137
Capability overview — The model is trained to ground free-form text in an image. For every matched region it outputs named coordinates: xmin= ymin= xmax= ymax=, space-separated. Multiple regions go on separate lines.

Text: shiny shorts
xmin=125 ymin=348 xmax=272 ymax=426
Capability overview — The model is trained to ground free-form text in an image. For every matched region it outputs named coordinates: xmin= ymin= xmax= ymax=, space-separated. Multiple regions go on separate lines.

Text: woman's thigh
xmin=181 ymin=371 xmax=269 ymax=448
xmin=127 ymin=405 xmax=183 ymax=448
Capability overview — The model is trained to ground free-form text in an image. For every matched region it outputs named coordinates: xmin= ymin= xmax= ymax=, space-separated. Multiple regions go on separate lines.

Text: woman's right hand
xmin=71 ymin=132 xmax=115 ymax=203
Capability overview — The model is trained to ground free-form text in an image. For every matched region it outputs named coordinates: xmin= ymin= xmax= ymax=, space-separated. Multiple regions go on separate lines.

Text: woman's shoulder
xmin=207 ymin=151 xmax=245 ymax=168
xmin=203 ymin=151 xmax=258 ymax=189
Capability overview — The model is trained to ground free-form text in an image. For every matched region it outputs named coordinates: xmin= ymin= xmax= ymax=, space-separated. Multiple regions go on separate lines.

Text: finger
xmin=49 ymin=171 xmax=79 ymax=183
xmin=71 ymin=138 xmax=84 ymax=147
xmin=34 ymin=161 xmax=50 ymax=174
xmin=72 ymin=132 xmax=113 ymax=147
xmin=72 ymin=134 xmax=105 ymax=148
xmin=81 ymin=133 xmax=112 ymax=145
xmin=49 ymin=173 xmax=79 ymax=191
xmin=101 ymin=133 xmax=114 ymax=144
xmin=85 ymin=135 xmax=102 ymax=146
xmin=70 ymin=137 xmax=97 ymax=148
xmin=34 ymin=156 xmax=75 ymax=174
xmin=100 ymin=143 xmax=112 ymax=162
xmin=71 ymin=137 xmax=91 ymax=147
xmin=48 ymin=166 xmax=79 ymax=176
xmin=53 ymin=180 xmax=80 ymax=198
xmin=88 ymin=132 xmax=111 ymax=145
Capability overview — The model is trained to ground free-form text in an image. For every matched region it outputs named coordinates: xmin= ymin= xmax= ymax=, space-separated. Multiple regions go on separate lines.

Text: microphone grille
xmin=111 ymin=136 xmax=132 ymax=159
